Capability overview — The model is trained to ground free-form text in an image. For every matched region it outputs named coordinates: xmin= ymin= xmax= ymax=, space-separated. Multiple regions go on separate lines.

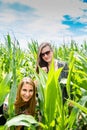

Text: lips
xmin=23 ymin=96 xmax=31 ymax=101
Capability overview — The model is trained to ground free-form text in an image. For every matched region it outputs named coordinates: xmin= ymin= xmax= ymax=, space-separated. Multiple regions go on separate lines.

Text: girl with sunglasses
xmin=35 ymin=42 xmax=69 ymax=122
xmin=36 ymin=42 xmax=68 ymax=76
xmin=36 ymin=42 xmax=69 ymax=102
xmin=36 ymin=42 xmax=58 ymax=73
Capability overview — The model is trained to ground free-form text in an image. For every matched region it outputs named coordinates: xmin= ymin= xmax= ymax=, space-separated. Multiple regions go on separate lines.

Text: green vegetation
xmin=0 ymin=34 xmax=87 ymax=129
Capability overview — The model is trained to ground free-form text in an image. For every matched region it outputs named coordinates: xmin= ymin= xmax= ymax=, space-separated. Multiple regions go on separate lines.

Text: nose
xmin=26 ymin=91 xmax=30 ymax=96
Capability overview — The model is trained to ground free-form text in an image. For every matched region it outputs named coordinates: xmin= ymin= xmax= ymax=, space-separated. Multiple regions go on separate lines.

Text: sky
xmin=0 ymin=0 xmax=87 ymax=49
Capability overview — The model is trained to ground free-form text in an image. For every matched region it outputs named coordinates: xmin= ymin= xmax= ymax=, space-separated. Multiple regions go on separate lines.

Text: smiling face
xmin=41 ymin=45 xmax=53 ymax=64
xmin=20 ymin=82 xmax=34 ymax=102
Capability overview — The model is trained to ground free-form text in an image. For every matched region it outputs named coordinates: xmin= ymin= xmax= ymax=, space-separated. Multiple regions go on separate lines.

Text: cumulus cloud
xmin=0 ymin=0 xmax=87 ymax=49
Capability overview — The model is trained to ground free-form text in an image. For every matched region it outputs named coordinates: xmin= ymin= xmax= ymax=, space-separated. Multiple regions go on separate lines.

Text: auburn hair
xmin=14 ymin=77 xmax=36 ymax=116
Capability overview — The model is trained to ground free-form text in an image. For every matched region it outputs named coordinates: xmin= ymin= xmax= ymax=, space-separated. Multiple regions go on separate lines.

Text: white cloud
xmin=0 ymin=12 xmax=16 ymax=24
xmin=80 ymin=26 xmax=87 ymax=32
xmin=3 ymin=0 xmax=86 ymax=18
xmin=0 ymin=0 xmax=87 ymax=50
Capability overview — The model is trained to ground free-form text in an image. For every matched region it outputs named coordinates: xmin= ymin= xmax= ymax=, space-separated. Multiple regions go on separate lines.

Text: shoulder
xmin=56 ymin=60 xmax=65 ymax=67
xmin=57 ymin=60 xmax=68 ymax=70
xmin=3 ymin=94 xmax=9 ymax=116
xmin=57 ymin=60 xmax=68 ymax=79
xmin=54 ymin=59 xmax=68 ymax=71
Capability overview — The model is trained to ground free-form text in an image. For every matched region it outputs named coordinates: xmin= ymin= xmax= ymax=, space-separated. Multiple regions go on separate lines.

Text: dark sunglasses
xmin=41 ymin=50 xmax=51 ymax=57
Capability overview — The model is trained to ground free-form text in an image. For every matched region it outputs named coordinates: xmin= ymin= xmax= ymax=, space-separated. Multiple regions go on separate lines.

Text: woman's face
xmin=20 ymin=83 xmax=34 ymax=102
xmin=41 ymin=45 xmax=53 ymax=63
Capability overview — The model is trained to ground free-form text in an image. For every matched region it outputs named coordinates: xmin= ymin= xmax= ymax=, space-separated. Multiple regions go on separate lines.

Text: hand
xmin=3 ymin=103 xmax=8 ymax=114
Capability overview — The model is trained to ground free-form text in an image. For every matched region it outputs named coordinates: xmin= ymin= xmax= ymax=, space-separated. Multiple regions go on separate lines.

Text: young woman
xmin=14 ymin=77 xmax=36 ymax=130
xmin=36 ymin=42 xmax=58 ymax=73
xmin=36 ymin=42 xmax=68 ymax=77
xmin=36 ymin=42 xmax=68 ymax=102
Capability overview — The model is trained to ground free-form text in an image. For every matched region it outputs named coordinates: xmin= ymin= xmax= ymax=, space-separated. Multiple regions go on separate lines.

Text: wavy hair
xmin=14 ymin=77 xmax=36 ymax=116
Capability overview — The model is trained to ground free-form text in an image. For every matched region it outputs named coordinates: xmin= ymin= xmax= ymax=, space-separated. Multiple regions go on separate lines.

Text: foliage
xmin=0 ymin=35 xmax=87 ymax=129
xmin=5 ymin=114 xmax=38 ymax=130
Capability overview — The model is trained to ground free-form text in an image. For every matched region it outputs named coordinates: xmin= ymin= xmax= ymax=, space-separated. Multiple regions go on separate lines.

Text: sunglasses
xmin=41 ymin=50 xmax=51 ymax=57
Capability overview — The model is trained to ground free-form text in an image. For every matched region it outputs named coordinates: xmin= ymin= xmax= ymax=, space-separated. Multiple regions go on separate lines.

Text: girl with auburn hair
xmin=14 ymin=77 xmax=36 ymax=130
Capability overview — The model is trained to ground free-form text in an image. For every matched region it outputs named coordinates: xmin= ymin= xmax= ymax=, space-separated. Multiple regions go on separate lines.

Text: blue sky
xmin=0 ymin=0 xmax=87 ymax=49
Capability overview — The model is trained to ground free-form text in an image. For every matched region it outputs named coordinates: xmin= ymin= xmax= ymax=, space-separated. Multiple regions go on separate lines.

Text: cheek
xmin=20 ymin=91 xmax=23 ymax=98
xmin=49 ymin=53 xmax=53 ymax=60
xmin=30 ymin=92 xmax=34 ymax=97
xmin=50 ymin=52 xmax=53 ymax=57
xmin=20 ymin=90 xmax=25 ymax=97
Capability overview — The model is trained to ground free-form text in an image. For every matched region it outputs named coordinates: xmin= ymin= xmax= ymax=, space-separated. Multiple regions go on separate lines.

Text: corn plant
xmin=0 ymin=35 xmax=87 ymax=129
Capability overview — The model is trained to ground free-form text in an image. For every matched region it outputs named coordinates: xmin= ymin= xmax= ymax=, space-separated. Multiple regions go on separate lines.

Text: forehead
xmin=22 ymin=83 xmax=33 ymax=89
xmin=41 ymin=45 xmax=50 ymax=53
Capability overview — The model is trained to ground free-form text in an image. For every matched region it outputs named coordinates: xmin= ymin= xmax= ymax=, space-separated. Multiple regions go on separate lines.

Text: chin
xmin=23 ymin=99 xmax=29 ymax=102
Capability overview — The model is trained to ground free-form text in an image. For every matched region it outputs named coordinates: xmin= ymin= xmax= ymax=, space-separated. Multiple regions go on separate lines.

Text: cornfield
xmin=0 ymin=34 xmax=87 ymax=130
